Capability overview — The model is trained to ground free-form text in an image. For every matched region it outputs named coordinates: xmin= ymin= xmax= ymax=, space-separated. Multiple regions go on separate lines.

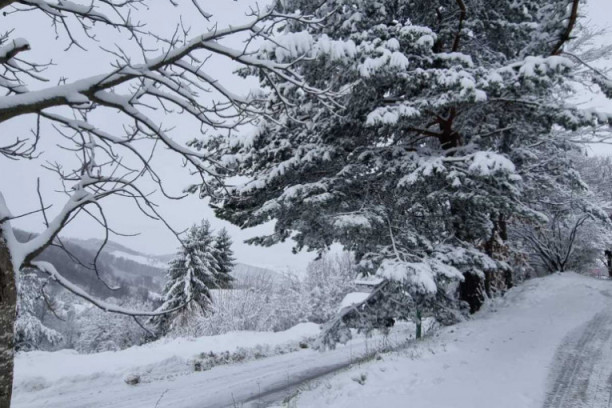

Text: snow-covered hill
xmin=230 ymin=262 xmax=288 ymax=288
xmin=70 ymin=238 xmax=285 ymax=291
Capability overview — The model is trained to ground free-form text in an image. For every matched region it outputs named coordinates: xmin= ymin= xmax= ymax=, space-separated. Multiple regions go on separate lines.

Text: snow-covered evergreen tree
xmin=151 ymin=221 xmax=221 ymax=336
xmin=213 ymin=228 xmax=235 ymax=289
xmin=205 ymin=0 xmax=610 ymax=345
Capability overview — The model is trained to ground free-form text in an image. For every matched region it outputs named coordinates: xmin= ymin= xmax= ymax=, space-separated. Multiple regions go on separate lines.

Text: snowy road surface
xmin=283 ymin=273 xmax=612 ymax=408
xmin=543 ymin=307 xmax=612 ymax=408
xmin=13 ymin=273 xmax=612 ymax=408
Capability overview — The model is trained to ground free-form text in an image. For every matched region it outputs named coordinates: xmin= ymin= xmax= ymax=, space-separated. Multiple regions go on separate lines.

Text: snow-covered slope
xmin=109 ymin=251 xmax=169 ymax=270
xmin=11 ymin=322 xmax=418 ymax=408
xmin=285 ymin=273 xmax=612 ymax=408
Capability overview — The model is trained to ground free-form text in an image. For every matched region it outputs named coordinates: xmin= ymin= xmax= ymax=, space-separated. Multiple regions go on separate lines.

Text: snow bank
xmin=14 ymin=322 xmax=320 ymax=390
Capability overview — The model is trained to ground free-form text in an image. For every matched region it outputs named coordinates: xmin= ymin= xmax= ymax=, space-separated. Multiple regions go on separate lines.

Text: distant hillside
xmin=72 ymin=238 xmax=173 ymax=267
xmin=15 ymin=231 xmax=282 ymax=300
xmin=15 ymin=231 xmax=166 ymax=300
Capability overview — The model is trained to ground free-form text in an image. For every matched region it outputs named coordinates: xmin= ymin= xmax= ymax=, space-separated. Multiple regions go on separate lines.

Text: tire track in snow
xmin=543 ymin=310 xmax=612 ymax=408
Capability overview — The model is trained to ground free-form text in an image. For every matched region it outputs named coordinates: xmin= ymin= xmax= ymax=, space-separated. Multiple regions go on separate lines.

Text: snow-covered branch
xmin=31 ymin=261 xmax=186 ymax=316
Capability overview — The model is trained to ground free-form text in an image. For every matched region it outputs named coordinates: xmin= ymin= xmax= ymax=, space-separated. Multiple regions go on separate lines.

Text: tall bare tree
xmin=0 ymin=1 xmax=336 ymax=405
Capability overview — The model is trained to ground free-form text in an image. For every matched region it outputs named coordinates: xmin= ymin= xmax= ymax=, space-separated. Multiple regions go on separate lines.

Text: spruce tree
xmin=213 ymin=228 xmax=235 ymax=289
xmin=151 ymin=221 xmax=220 ymax=336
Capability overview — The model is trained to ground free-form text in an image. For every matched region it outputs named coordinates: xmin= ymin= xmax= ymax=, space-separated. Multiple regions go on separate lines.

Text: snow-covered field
xmin=12 ymin=272 xmax=612 ymax=408
xmin=284 ymin=273 xmax=612 ymax=408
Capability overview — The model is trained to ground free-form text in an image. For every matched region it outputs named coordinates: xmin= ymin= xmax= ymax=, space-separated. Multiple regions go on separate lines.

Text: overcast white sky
xmin=0 ymin=0 xmax=611 ymax=272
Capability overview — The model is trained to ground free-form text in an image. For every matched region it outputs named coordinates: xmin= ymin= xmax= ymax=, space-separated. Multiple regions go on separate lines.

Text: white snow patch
xmin=366 ymin=104 xmax=420 ymax=125
xmin=376 ymin=259 xmax=438 ymax=293
xmin=339 ymin=292 xmax=370 ymax=311
xmin=332 ymin=214 xmax=372 ymax=228
xmin=468 ymin=151 xmax=516 ymax=176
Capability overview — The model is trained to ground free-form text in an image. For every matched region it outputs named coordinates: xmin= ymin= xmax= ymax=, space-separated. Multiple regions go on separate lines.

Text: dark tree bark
xmin=0 ymin=231 xmax=16 ymax=408
xmin=606 ymin=250 xmax=612 ymax=278
xmin=459 ymin=272 xmax=485 ymax=314
xmin=415 ymin=308 xmax=422 ymax=339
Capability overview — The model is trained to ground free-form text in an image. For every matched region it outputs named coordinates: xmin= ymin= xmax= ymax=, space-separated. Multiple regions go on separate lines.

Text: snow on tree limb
xmin=0 ymin=38 xmax=29 ymax=64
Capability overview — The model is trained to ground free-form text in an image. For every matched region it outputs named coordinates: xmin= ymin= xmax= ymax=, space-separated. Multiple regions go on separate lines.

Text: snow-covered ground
xmin=284 ymin=273 xmax=612 ymax=408
xmin=12 ymin=321 xmax=417 ymax=408
xmin=13 ymin=323 xmax=320 ymax=394
xmin=13 ymin=272 xmax=612 ymax=408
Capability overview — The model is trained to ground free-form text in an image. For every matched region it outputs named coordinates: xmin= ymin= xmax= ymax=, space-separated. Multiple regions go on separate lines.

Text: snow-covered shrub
xmin=303 ymin=254 xmax=357 ymax=323
xmin=511 ymin=145 xmax=612 ymax=276
xmin=197 ymin=255 xmax=358 ymax=336
xmin=268 ymin=273 xmax=310 ymax=331
xmin=515 ymin=207 xmax=611 ymax=275
xmin=72 ymin=299 xmax=151 ymax=353
xmin=199 ymin=272 xmax=309 ymax=335
xmin=15 ymin=271 xmax=62 ymax=351
xmin=191 ymin=340 xmax=315 ymax=372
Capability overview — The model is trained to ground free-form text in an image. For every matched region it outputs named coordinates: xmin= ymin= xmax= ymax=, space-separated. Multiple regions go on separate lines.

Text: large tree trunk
xmin=606 ymin=250 xmax=612 ymax=279
xmin=459 ymin=272 xmax=485 ymax=314
xmin=0 ymin=231 xmax=16 ymax=408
